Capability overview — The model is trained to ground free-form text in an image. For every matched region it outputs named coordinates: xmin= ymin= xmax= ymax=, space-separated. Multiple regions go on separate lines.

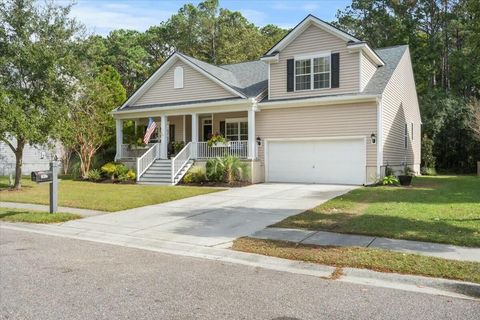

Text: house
xmin=0 ymin=138 xmax=63 ymax=176
xmin=112 ymin=14 xmax=421 ymax=185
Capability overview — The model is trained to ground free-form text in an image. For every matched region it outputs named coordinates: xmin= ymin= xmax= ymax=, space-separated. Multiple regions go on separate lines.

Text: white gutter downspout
xmin=376 ymin=96 xmax=383 ymax=178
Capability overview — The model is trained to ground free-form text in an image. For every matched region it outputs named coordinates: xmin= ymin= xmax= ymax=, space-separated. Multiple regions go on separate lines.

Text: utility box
xmin=31 ymin=170 xmax=53 ymax=183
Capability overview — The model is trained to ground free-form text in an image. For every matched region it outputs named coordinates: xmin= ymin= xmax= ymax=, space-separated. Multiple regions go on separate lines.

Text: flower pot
xmin=211 ymin=142 xmax=231 ymax=148
xmin=398 ymin=175 xmax=412 ymax=186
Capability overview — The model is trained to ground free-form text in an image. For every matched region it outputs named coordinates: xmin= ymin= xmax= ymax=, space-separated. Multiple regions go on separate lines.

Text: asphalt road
xmin=1 ymin=229 xmax=478 ymax=320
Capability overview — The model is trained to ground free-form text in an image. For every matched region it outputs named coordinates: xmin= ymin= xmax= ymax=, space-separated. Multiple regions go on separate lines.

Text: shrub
xmin=183 ymin=166 xmax=206 ymax=184
xmin=206 ymin=155 xmax=249 ymax=184
xmin=115 ymin=163 xmax=129 ymax=177
xmin=126 ymin=170 xmax=136 ymax=181
xmin=382 ymin=175 xmax=399 ymax=186
xmin=421 ymin=167 xmax=437 ymax=176
xmin=87 ymin=169 xmax=102 ymax=181
xmin=101 ymin=162 xmax=117 ymax=181
xmin=421 ymin=135 xmax=436 ymax=171
xmin=206 ymin=158 xmax=224 ymax=182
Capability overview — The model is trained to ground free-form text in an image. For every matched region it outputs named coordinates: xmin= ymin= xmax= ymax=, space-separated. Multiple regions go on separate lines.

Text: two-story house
xmin=112 ymin=15 xmax=421 ymax=185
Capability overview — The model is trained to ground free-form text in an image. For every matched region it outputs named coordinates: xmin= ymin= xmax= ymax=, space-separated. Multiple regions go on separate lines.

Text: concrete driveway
xmin=61 ymin=183 xmax=355 ymax=247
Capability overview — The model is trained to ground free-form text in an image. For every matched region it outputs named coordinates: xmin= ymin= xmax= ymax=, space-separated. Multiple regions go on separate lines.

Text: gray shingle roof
xmin=178 ymin=52 xmax=268 ymax=98
xmin=117 ymin=45 xmax=406 ymax=112
xmin=363 ymin=45 xmax=408 ymax=95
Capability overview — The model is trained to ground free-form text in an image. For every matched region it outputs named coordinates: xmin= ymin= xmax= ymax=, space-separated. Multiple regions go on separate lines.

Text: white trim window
xmin=174 ymin=66 xmax=184 ymax=89
xmin=225 ymin=118 xmax=248 ymax=141
xmin=295 ymin=53 xmax=331 ymax=91
xmin=411 ymin=122 xmax=414 ymax=141
xmin=404 ymin=123 xmax=408 ymax=149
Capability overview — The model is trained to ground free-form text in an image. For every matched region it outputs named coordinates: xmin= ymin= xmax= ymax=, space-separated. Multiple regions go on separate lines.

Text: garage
xmin=265 ymin=138 xmax=366 ymax=185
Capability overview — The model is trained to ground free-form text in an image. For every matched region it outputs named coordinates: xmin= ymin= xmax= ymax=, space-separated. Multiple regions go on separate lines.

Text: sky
xmin=67 ymin=0 xmax=351 ymax=36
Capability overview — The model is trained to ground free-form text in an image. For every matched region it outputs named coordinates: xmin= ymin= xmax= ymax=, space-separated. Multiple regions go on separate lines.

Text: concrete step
xmin=139 ymin=177 xmax=172 ymax=183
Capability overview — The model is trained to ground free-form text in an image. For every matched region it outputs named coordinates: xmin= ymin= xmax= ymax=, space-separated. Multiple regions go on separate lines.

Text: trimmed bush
xmin=183 ymin=166 xmax=206 ymax=184
xmin=101 ymin=162 xmax=117 ymax=181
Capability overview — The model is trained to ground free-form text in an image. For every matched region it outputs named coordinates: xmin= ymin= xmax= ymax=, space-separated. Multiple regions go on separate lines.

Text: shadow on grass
xmin=287 ymin=212 xmax=480 ymax=247
xmin=0 ymin=210 xmax=20 ymax=219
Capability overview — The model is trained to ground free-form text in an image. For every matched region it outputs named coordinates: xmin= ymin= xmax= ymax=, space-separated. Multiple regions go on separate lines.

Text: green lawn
xmin=233 ymin=237 xmax=480 ymax=284
xmin=0 ymin=177 xmax=222 ymax=212
xmin=274 ymin=176 xmax=480 ymax=247
xmin=0 ymin=207 xmax=81 ymax=223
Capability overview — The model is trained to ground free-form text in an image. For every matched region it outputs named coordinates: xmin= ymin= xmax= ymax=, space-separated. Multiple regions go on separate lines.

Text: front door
xmin=203 ymin=119 xmax=212 ymax=141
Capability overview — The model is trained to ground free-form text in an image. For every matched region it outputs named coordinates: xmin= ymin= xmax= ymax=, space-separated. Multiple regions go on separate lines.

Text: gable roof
xmin=264 ymin=14 xmax=360 ymax=56
xmin=118 ymin=52 xmax=268 ymax=111
xmin=363 ymin=45 xmax=408 ymax=95
xmin=263 ymin=14 xmax=384 ymax=67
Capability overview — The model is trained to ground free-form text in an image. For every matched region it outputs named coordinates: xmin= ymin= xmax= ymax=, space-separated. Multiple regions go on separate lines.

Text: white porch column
xmin=191 ymin=113 xmax=198 ymax=159
xmin=248 ymin=107 xmax=256 ymax=159
xmin=115 ymin=119 xmax=123 ymax=160
xmin=160 ymin=115 xmax=168 ymax=159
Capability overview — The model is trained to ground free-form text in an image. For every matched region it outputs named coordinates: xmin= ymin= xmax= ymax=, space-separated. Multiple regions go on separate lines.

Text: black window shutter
xmin=331 ymin=53 xmax=340 ymax=88
xmin=219 ymin=121 xmax=225 ymax=136
xmin=287 ymin=59 xmax=294 ymax=92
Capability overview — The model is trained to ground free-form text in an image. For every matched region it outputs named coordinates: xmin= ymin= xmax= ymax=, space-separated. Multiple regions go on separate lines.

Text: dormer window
xmin=174 ymin=66 xmax=183 ymax=89
xmin=295 ymin=53 xmax=331 ymax=91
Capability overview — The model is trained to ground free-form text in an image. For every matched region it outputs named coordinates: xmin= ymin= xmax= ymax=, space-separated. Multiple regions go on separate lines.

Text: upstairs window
xmin=174 ymin=66 xmax=183 ymax=89
xmin=295 ymin=54 xmax=331 ymax=91
xmin=295 ymin=59 xmax=311 ymax=90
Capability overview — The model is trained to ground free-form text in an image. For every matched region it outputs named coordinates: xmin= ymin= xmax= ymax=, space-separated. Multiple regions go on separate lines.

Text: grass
xmin=274 ymin=176 xmax=480 ymax=247
xmin=0 ymin=207 xmax=81 ymax=223
xmin=0 ymin=177 xmax=222 ymax=212
xmin=233 ymin=237 xmax=480 ymax=284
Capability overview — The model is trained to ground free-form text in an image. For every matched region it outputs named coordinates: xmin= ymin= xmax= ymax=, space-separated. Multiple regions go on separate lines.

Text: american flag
xmin=143 ymin=118 xmax=158 ymax=144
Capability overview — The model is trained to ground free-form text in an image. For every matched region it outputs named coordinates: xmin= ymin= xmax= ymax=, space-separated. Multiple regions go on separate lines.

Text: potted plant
xmin=398 ymin=165 xmax=414 ymax=186
xmin=207 ymin=133 xmax=229 ymax=147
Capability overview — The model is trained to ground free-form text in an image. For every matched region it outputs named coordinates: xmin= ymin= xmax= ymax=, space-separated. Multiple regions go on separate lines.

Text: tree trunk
xmin=13 ymin=139 xmax=25 ymax=189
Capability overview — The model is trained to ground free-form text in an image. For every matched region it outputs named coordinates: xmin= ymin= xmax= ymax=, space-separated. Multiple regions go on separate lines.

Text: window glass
xmin=226 ymin=121 xmax=248 ymax=141
xmin=313 ymin=56 xmax=330 ymax=89
xmin=226 ymin=122 xmax=239 ymax=141
xmin=240 ymin=122 xmax=248 ymax=141
xmin=295 ymin=59 xmax=311 ymax=91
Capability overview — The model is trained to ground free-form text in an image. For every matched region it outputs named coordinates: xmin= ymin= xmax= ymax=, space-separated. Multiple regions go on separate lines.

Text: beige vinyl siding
xmin=269 ymin=24 xmax=360 ymax=100
xmin=360 ymin=51 xmax=377 ymax=91
xmin=167 ymin=115 xmax=185 ymax=142
xmin=256 ymin=103 xmax=377 ymax=168
xmin=381 ymin=47 xmax=421 ymax=168
xmin=133 ymin=60 xmax=235 ymax=107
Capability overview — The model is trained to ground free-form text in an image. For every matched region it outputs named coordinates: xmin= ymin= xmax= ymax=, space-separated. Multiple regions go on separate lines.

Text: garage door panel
xmin=267 ymin=138 xmax=366 ymax=185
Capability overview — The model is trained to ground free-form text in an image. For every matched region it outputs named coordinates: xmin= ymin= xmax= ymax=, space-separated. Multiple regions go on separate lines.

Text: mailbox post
xmin=31 ymin=161 xmax=59 ymax=213
xmin=49 ymin=162 xmax=58 ymax=213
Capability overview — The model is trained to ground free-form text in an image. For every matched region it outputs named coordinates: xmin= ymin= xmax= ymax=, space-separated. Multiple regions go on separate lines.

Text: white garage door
xmin=266 ymin=138 xmax=366 ymax=185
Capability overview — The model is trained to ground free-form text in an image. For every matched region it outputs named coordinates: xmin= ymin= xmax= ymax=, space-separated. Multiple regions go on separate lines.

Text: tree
xmin=0 ymin=0 xmax=81 ymax=189
xmin=69 ymin=66 xmax=126 ymax=178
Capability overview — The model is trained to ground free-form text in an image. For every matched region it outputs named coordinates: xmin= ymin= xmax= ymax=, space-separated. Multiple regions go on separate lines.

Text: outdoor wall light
xmin=371 ymin=133 xmax=377 ymax=144
xmin=256 ymin=136 xmax=262 ymax=146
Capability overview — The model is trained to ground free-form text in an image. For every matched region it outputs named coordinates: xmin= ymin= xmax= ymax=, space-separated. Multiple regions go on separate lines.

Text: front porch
xmin=114 ymin=110 xmax=257 ymax=184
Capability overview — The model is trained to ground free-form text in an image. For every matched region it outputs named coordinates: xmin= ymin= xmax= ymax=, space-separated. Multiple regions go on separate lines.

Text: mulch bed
xmin=180 ymin=181 xmax=251 ymax=188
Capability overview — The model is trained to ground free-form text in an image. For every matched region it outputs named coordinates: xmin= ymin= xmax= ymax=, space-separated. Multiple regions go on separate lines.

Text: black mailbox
xmin=31 ymin=170 xmax=53 ymax=183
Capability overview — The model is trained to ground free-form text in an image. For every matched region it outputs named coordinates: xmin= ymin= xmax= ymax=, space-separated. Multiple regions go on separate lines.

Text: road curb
xmin=1 ymin=222 xmax=479 ymax=301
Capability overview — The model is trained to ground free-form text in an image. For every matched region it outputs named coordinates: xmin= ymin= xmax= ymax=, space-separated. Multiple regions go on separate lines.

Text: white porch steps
xmin=138 ymin=159 xmax=194 ymax=185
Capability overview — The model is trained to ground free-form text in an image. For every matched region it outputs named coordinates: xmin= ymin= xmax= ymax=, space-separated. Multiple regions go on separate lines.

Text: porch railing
xmin=120 ymin=143 xmax=155 ymax=159
xmin=196 ymin=140 xmax=248 ymax=159
xmin=136 ymin=143 xmax=159 ymax=181
xmin=171 ymin=142 xmax=192 ymax=183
